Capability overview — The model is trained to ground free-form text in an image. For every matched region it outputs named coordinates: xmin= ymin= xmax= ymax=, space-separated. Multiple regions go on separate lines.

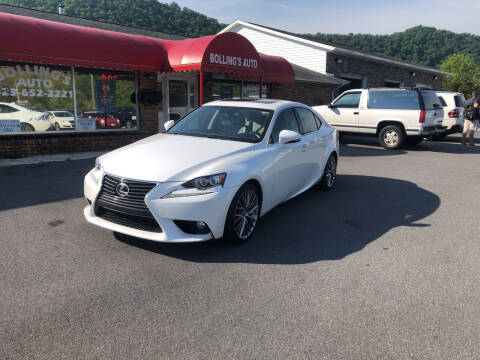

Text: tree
xmin=440 ymin=53 xmax=480 ymax=95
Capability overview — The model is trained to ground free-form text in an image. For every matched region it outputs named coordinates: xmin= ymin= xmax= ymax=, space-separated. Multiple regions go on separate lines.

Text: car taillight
xmin=419 ymin=110 xmax=426 ymax=123
xmin=448 ymin=109 xmax=459 ymax=118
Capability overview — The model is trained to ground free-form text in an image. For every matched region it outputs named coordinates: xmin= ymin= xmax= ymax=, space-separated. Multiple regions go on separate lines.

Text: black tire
xmin=406 ymin=136 xmax=423 ymax=145
xmin=223 ymin=182 xmax=261 ymax=245
xmin=378 ymin=125 xmax=405 ymax=150
xmin=319 ymin=153 xmax=337 ymax=191
xmin=55 ymin=122 xmax=61 ymax=131
xmin=20 ymin=123 xmax=34 ymax=132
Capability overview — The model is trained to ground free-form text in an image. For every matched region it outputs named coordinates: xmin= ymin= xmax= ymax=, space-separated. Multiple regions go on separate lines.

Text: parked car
xmin=47 ymin=110 xmax=75 ymax=130
xmin=314 ymin=87 xmax=445 ymax=149
xmin=110 ymin=106 xmax=137 ymax=128
xmin=84 ymin=99 xmax=339 ymax=244
xmin=80 ymin=110 xmax=121 ymax=129
xmin=433 ymin=91 xmax=465 ymax=139
xmin=0 ymin=102 xmax=51 ymax=132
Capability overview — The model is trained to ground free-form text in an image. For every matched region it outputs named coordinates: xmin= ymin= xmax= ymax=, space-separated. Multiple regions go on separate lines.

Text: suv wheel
xmin=379 ymin=125 xmax=405 ymax=150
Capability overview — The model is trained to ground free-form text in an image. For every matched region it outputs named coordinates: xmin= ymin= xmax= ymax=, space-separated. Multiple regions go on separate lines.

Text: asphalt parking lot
xmin=1 ymin=134 xmax=480 ymax=359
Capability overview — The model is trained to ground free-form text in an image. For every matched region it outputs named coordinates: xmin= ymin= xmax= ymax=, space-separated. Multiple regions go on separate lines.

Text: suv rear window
xmin=454 ymin=95 xmax=465 ymax=107
xmin=368 ymin=90 xmax=419 ymax=110
xmin=420 ymin=90 xmax=442 ymax=110
xmin=437 ymin=96 xmax=447 ymax=107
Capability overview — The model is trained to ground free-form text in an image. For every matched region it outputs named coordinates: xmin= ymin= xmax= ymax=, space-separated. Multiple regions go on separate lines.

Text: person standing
xmin=462 ymin=91 xmax=480 ymax=147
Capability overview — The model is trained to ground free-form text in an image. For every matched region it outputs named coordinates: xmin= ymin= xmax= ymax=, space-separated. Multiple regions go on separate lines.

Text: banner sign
xmin=0 ymin=119 xmax=21 ymax=133
xmin=209 ymin=53 xmax=259 ymax=69
xmin=76 ymin=117 xmax=96 ymax=131
xmin=96 ymin=79 xmax=116 ymax=112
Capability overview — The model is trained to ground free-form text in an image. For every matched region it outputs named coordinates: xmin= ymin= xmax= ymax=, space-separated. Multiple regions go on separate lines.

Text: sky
xmin=171 ymin=0 xmax=480 ymax=35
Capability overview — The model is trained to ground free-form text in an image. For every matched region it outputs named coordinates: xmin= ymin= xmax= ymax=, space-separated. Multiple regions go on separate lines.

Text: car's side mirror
xmin=279 ymin=130 xmax=302 ymax=145
xmin=328 ymin=103 xmax=335 ymax=108
xmin=164 ymin=120 xmax=175 ymax=131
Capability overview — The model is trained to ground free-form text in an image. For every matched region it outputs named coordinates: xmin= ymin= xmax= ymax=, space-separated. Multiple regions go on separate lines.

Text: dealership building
xmin=0 ymin=4 xmax=449 ymax=158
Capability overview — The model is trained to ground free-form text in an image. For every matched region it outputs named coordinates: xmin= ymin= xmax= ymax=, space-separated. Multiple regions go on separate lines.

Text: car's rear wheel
xmin=20 ymin=123 xmax=34 ymax=132
xmin=55 ymin=122 xmax=61 ymax=131
xmin=223 ymin=183 xmax=260 ymax=245
xmin=378 ymin=125 xmax=405 ymax=150
xmin=319 ymin=153 xmax=337 ymax=191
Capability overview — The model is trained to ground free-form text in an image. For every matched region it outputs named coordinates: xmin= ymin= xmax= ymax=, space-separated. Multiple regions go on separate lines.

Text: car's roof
xmin=435 ymin=91 xmax=464 ymax=95
xmin=203 ymin=99 xmax=305 ymax=111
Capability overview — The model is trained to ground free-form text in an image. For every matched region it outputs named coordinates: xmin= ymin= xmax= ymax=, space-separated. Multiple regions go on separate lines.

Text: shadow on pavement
xmin=340 ymin=134 xmax=480 ymax=156
xmin=0 ymin=158 xmax=94 ymax=211
xmin=115 ymin=174 xmax=440 ymax=265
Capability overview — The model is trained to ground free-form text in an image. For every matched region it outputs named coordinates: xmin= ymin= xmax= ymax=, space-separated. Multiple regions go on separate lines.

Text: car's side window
xmin=295 ymin=108 xmax=318 ymax=134
xmin=314 ymin=114 xmax=322 ymax=129
xmin=332 ymin=92 xmax=361 ymax=108
xmin=270 ymin=108 xmax=300 ymax=143
xmin=0 ymin=104 xmax=17 ymax=113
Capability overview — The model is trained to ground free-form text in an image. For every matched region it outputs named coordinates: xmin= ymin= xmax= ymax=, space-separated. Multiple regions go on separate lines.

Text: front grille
xmin=95 ymin=174 xmax=162 ymax=232
xmin=96 ymin=206 xmax=163 ymax=233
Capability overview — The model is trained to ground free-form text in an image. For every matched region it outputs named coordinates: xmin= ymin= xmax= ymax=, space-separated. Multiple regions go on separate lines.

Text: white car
xmin=48 ymin=110 xmax=75 ymax=130
xmin=0 ymin=102 xmax=51 ymax=132
xmin=434 ymin=91 xmax=465 ymax=139
xmin=84 ymin=99 xmax=339 ymax=244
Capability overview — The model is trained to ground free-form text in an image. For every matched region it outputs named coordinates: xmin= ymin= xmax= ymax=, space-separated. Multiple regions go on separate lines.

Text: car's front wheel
xmin=319 ymin=153 xmax=337 ymax=191
xmin=223 ymin=182 xmax=260 ymax=245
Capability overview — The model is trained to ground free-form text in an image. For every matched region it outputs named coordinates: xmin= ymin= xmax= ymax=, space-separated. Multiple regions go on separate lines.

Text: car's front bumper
xmin=83 ymin=169 xmax=238 ymax=243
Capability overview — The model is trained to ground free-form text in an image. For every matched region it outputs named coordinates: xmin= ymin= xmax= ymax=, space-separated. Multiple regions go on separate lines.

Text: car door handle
xmin=301 ymin=144 xmax=308 ymax=152
xmin=353 ymin=111 xmax=359 ymax=115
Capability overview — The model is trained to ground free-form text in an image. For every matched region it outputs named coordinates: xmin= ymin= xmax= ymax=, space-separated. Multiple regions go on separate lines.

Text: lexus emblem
xmin=115 ymin=182 xmax=130 ymax=197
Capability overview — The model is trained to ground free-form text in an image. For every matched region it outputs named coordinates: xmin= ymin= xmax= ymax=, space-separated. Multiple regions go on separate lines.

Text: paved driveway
xmin=1 ymin=135 xmax=479 ymax=359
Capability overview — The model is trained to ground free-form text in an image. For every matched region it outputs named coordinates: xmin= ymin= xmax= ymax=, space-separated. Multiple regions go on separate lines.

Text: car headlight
xmin=92 ymin=158 xmax=103 ymax=183
xmin=162 ymin=173 xmax=226 ymax=198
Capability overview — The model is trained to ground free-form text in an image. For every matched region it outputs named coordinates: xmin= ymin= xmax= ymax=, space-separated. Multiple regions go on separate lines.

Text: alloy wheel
xmin=233 ymin=189 xmax=259 ymax=240
xmin=325 ymin=156 xmax=337 ymax=188
xmin=384 ymin=130 xmax=399 ymax=146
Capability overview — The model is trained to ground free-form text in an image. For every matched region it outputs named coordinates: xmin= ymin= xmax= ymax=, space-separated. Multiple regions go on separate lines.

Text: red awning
xmin=260 ymin=54 xmax=295 ymax=84
xmin=0 ymin=12 xmax=170 ymax=72
xmin=0 ymin=13 xmax=294 ymax=83
xmin=166 ymin=32 xmax=263 ymax=75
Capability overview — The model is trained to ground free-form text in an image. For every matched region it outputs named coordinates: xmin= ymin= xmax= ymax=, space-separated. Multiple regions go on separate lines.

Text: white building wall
xmin=233 ymin=26 xmax=328 ymax=74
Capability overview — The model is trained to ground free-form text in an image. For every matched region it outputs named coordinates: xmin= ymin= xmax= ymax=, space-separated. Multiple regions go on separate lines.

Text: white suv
xmin=314 ymin=88 xmax=444 ymax=149
xmin=434 ymin=91 xmax=465 ymax=139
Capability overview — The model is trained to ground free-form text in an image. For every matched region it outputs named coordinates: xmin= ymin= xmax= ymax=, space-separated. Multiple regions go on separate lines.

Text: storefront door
xmin=157 ymin=74 xmax=198 ymax=131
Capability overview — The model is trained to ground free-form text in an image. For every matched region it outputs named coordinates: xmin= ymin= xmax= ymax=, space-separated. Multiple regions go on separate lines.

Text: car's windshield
xmin=168 ymin=106 xmax=274 ymax=143
xmin=53 ymin=111 xmax=73 ymax=117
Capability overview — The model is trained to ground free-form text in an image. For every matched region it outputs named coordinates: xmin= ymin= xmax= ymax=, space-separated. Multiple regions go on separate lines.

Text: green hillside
xmin=303 ymin=26 xmax=480 ymax=68
xmin=0 ymin=0 xmax=225 ymax=37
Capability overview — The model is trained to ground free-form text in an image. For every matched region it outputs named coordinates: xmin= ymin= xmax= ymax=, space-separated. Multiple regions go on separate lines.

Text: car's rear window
xmin=420 ymin=90 xmax=442 ymax=110
xmin=368 ymin=90 xmax=419 ymax=110
xmin=437 ymin=96 xmax=447 ymax=107
xmin=454 ymin=95 xmax=465 ymax=107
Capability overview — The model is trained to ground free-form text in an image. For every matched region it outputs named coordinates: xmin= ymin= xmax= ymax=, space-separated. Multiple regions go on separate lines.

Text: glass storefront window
xmin=0 ymin=62 xmax=74 ymax=133
xmin=0 ymin=61 xmax=138 ymax=134
xmin=210 ymin=80 xmax=269 ymax=101
xmin=75 ymin=69 xmax=137 ymax=130
xmin=242 ymin=83 xmax=269 ymax=99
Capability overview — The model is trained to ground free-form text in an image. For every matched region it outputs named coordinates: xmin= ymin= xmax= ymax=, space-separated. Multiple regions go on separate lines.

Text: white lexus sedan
xmin=84 ymin=100 xmax=339 ymax=244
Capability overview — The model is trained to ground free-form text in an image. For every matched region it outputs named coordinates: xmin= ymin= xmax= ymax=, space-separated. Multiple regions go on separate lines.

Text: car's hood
xmin=312 ymin=105 xmax=328 ymax=112
xmin=101 ymin=133 xmax=255 ymax=182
